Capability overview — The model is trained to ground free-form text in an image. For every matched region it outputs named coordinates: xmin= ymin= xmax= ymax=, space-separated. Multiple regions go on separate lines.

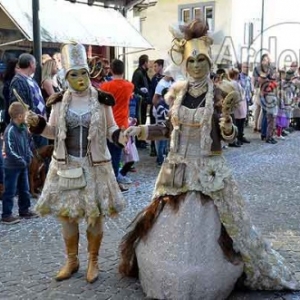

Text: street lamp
xmin=67 ymin=0 xmax=94 ymax=4
xmin=32 ymin=0 xmax=42 ymax=84
xmin=260 ymin=0 xmax=265 ymax=60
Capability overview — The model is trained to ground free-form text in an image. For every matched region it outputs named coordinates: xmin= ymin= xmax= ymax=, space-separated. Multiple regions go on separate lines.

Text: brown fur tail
xmin=118 ymin=194 xmax=187 ymax=277
xmin=119 ymin=197 xmax=166 ymax=277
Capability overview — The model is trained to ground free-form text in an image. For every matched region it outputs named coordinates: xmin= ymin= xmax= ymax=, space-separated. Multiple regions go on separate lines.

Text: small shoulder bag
xmin=57 ymin=142 xmax=91 ymax=191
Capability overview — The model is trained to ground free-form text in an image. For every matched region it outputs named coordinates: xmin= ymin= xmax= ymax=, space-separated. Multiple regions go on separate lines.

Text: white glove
xmin=124 ymin=126 xmax=141 ymax=137
xmin=219 ymin=115 xmax=233 ymax=132
xmin=140 ymin=87 xmax=148 ymax=94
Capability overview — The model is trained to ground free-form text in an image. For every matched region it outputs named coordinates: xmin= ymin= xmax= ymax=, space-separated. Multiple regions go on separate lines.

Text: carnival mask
xmin=186 ymin=54 xmax=210 ymax=79
xmin=66 ymin=68 xmax=90 ymax=92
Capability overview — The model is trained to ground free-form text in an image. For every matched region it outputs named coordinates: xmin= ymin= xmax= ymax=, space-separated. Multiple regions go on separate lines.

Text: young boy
xmin=152 ymin=73 xmax=173 ymax=166
xmin=1 ymin=102 xmax=37 ymax=224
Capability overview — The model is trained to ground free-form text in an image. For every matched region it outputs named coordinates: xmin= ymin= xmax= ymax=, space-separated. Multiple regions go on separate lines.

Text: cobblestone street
xmin=1 ymin=129 xmax=300 ymax=300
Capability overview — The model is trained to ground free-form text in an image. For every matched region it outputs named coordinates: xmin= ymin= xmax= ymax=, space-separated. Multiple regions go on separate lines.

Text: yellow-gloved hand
xmin=25 ymin=111 xmax=39 ymax=127
xmin=219 ymin=115 xmax=233 ymax=134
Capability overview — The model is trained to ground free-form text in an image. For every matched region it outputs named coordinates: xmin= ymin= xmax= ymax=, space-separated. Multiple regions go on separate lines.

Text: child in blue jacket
xmin=1 ymin=102 xmax=37 ymax=224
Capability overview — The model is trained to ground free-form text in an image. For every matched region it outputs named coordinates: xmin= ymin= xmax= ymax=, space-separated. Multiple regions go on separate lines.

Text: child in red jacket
xmin=261 ymin=78 xmax=279 ymax=144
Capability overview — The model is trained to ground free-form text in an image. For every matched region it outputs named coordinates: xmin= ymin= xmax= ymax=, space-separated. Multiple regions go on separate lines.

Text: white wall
xmin=229 ymin=0 xmax=300 ymax=69
xmin=210 ymin=0 xmax=233 ymax=66
xmin=228 ymin=0 xmax=261 ymax=65
xmin=262 ymin=0 xmax=300 ymax=69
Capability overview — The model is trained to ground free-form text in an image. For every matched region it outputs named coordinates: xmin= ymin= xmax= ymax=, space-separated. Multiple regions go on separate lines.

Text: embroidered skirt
xmin=35 ymin=155 xmax=125 ymax=222
xmin=120 ymin=177 xmax=299 ymax=299
xmin=136 ymin=192 xmax=244 ymax=300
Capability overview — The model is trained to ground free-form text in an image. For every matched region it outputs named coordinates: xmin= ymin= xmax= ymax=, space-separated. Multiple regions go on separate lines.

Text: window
xmin=178 ymin=2 xmax=215 ymax=31
xmin=205 ymin=6 xmax=213 ymax=30
xmin=182 ymin=9 xmax=191 ymax=23
xmin=139 ymin=16 xmax=146 ymax=34
xmin=194 ymin=8 xmax=202 ymax=20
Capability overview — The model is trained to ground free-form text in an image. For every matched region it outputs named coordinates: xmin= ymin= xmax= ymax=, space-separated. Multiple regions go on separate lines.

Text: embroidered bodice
xmin=177 ymin=106 xmax=204 ymax=159
xmin=50 ymin=86 xmax=118 ymax=164
xmin=65 ymin=109 xmax=91 ymax=157
xmin=66 ymin=109 xmax=91 ymax=128
xmin=174 ymin=89 xmax=210 ymax=159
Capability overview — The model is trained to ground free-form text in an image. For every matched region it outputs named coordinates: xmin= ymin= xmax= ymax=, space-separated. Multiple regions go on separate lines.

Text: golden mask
xmin=66 ymin=68 xmax=90 ymax=92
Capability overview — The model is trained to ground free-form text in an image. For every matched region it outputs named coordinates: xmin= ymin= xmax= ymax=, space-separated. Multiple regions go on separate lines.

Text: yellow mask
xmin=66 ymin=68 xmax=90 ymax=92
xmin=186 ymin=54 xmax=210 ymax=79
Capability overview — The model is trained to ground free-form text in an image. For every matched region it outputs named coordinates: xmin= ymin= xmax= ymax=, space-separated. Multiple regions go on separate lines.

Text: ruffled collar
xmin=188 ymin=75 xmax=209 ymax=89
xmin=170 ymin=79 xmax=213 ymax=127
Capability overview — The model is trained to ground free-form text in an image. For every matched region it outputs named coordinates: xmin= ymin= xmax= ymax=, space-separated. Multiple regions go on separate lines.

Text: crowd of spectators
xmin=1 ymin=50 xmax=300 ymax=223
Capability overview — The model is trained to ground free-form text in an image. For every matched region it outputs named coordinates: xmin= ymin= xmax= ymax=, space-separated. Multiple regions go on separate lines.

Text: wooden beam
xmin=92 ymin=0 xmax=144 ymax=8
xmin=65 ymin=0 xmax=146 ymax=9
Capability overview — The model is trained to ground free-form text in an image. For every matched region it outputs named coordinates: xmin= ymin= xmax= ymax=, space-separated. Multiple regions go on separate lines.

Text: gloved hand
xmin=25 ymin=111 xmax=39 ymax=127
xmin=118 ymin=131 xmax=127 ymax=148
xmin=219 ymin=115 xmax=233 ymax=133
xmin=221 ymin=91 xmax=239 ymax=117
xmin=140 ymin=87 xmax=148 ymax=94
xmin=124 ymin=126 xmax=142 ymax=137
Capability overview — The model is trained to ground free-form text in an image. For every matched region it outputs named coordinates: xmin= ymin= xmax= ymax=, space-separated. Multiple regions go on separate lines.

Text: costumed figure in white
xmin=26 ymin=43 xmax=125 ymax=283
xmin=119 ymin=20 xmax=299 ymax=300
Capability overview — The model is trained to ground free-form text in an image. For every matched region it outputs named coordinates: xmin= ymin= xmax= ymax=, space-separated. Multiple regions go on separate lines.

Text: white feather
xmin=168 ymin=22 xmax=185 ymax=39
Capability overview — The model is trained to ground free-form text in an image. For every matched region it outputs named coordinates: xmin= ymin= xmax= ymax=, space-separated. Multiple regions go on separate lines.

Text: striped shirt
xmin=153 ymin=101 xmax=169 ymax=124
xmin=9 ymin=73 xmax=46 ymax=117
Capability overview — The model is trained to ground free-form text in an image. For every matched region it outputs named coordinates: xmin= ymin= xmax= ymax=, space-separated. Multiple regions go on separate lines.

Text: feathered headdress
xmin=88 ymin=56 xmax=104 ymax=79
xmin=169 ymin=19 xmax=213 ymax=66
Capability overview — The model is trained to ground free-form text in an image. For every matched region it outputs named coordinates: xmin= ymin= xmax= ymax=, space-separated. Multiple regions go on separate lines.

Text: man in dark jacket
xmin=132 ymin=55 xmax=151 ymax=149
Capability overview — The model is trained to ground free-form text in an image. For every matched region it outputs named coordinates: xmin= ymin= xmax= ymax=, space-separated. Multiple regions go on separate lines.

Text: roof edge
xmin=0 ymin=3 xmax=32 ymax=41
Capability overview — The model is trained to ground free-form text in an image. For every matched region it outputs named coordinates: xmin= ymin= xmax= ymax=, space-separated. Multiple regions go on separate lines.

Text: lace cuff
xmin=221 ymin=125 xmax=237 ymax=142
xmin=29 ymin=115 xmax=47 ymax=134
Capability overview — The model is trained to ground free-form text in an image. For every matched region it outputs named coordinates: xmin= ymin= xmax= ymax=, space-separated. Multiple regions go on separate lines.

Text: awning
xmin=0 ymin=0 xmax=153 ymax=49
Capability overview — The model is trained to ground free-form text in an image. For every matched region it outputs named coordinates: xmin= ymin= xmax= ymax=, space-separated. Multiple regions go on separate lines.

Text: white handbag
xmin=57 ymin=167 xmax=87 ymax=191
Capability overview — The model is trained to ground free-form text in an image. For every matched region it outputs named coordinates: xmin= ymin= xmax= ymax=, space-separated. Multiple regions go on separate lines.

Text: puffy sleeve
xmin=136 ymin=123 xmax=171 ymax=141
xmin=104 ymin=105 xmax=119 ymax=141
xmin=138 ymin=81 xmax=186 ymax=141
xmin=41 ymin=103 xmax=59 ymax=139
xmin=29 ymin=103 xmax=60 ymax=140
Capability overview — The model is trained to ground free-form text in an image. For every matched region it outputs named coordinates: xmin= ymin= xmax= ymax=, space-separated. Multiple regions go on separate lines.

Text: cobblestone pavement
xmin=1 ymin=129 xmax=300 ymax=300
